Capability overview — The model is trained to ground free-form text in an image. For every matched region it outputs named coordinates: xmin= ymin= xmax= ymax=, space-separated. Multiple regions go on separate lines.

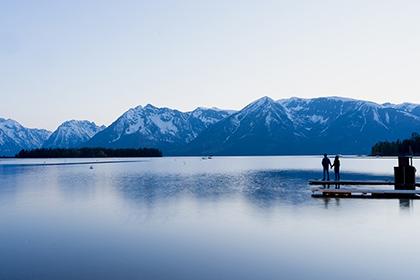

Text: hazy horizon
xmin=2 ymin=0 xmax=420 ymax=130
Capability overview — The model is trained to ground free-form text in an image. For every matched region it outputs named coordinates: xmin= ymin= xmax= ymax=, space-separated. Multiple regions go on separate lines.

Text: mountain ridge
xmin=86 ymin=106 xmax=233 ymax=153
xmin=2 ymin=96 xmax=420 ymax=156
xmin=0 ymin=118 xmax=51 ymax=156
xmin=43 ymin=120 xmax=106 ymax=149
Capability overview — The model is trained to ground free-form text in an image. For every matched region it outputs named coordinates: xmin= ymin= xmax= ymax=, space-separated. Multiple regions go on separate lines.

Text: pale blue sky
xmin=1 ymin=0 xmax=420 ymax=130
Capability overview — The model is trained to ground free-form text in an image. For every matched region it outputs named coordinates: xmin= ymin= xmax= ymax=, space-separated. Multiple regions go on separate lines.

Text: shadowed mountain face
xmin=182 ymin=97 xmax=299 ymax=155
xmin=183 ymin=97 xmax=420 ymax=155
xmin=2 ymin=97 xmax=420 ymax=156
xmin=273 ymin=97 xmax=420 ymax=154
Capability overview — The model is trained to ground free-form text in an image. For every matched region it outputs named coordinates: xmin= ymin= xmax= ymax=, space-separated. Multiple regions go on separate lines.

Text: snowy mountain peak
xmin=0 ymin=118 xmax=23 ymax=130
xmin=383 ymin=102 xmax=419 ymax=113
xmin=188 ymin=107 xmax=232 ymax=128
xmin=59 ymin=120 xmax=103 ymax=129
xmin=242 ymin=96 xmax=277 ymax=114
xmin=144 ymin=104 xmax=158 ymax=110
xmin=43 ymin=120 xmax=105 ymax=148
xmin=320 ymin=96 xmax=358 ymax=102
xmin=251 ymin=96 xmax=274 ymax=105
xmin=0 ymin=118 xmax=51 ymax=156
xmin=279 ymin=96 xmax=355 ymax=104
xmin=190 ymin=106 xmax=232 ymax=116
xmin=194 ymin=106 xmax=226 ymax=111
xmin=222 ymin=96 xmax=294 ymax=136
xmin=87 ymin=104 xmax=235 ymax=153
xmin=278 ymin=96 xmax=309 ymax=104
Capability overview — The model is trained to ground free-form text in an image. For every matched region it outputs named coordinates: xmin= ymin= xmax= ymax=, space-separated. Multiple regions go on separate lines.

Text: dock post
xmin=394 ymin=156 xmax=416 ymax=190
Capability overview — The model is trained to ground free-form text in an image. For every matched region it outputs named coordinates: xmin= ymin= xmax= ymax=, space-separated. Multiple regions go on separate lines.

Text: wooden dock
xmin=309 ymin=180 xmax=420 ymax=187
xmin=309 ymin=180 xmax=420 ymax=199
xmin=311 ymin=186 xmax=420 ymax=199
xmin=309 ymin=156 xmax=420 ymax=199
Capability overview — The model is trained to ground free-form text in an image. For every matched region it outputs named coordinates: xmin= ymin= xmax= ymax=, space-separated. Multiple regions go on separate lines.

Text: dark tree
xmin=371 ymin=133 xmax=420 ymax=156
xmin=16 ymin=147 xmax=163 ymax=158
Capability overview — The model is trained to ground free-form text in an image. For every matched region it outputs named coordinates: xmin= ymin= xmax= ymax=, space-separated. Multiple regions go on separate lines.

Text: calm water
xmin=1 ymin=156 xmax=419 ymax=280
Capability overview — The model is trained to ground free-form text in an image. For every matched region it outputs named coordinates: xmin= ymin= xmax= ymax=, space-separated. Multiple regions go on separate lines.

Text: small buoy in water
xmin=89 ymin=166 xmax=94 ymax=170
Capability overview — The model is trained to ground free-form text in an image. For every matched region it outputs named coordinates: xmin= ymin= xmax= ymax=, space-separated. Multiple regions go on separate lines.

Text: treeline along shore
xmin=16 ymin=148 xmax=163 ymax=158
xmin=372 ymin=133 xmax=420 ymax=156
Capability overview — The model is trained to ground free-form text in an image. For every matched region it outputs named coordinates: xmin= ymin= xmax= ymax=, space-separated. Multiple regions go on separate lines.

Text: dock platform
xmin=310 ymin=180 xmax=420 ymax=199
xmin=309 ymin=180 xmax=420 ymax=187
xmin=309 ymin=156 xmax=420 ymax=199
xmin=311 ymin=186 xmax=420 ymax=199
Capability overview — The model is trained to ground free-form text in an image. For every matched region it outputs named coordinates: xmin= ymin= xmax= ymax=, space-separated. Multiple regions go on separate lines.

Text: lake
xmin=1 ymin=156 xmax=419 ymax=280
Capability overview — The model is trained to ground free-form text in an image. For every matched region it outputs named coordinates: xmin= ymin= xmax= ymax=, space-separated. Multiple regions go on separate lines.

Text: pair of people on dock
xmin=322 ymin=154 xmax=340 ymax=182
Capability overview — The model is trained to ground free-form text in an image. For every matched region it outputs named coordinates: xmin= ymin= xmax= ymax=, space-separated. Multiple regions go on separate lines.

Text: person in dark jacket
xmin=331 ymin=155 xmax=341 ymax=188
xmin=322 ymin=154 xmax=332 ymax=181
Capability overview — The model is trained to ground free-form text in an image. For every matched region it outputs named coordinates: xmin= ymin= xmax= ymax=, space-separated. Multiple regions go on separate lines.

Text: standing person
xmin=331 ymin=155 xmax=341 ymax=189
xmin=322 ymin=154 xmax=332 ymax=181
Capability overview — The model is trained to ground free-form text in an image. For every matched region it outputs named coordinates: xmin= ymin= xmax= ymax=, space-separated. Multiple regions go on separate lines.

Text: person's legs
xmin=335 ymin=171 xmax=339 ymax=189
xmin=323 ymin=168 xmax=326 ymax=180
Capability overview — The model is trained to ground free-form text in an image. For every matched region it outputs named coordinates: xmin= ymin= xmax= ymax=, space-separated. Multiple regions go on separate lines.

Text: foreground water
xmin=0 ymin=156 xmax=419 ymax=280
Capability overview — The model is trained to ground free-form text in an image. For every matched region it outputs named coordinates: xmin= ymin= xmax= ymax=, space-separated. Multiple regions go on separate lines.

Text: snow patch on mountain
xmin=308 ymin=115 xmax=328 ymax=124
xmin=383 ymin=102 xmax=419 ymax=112
xmin=149 ymin=114 xmax=179 ymax=135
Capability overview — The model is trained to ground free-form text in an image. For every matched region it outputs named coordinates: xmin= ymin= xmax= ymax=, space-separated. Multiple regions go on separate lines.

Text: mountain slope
xmin=183 ymin=97 xmax=299 ymax=155
xmin=183 ymin=96 xmax=420 ymax=155
xmin=86 ymin=105 xmax=232 ymax=154
xmin=2 ymin=96 xmax=420 ymax=156
xmin=0 ymin=118 xmax=51 ymax=156
xmin=279 ymin=97 xmax=420 ymax=154
xmin=43 ymin=120 xmax=105 ymax=148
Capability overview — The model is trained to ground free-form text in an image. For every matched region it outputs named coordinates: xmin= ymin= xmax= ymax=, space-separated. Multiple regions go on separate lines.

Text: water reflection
xmin=321 ymin=197 xmax=342 ymax=209
xmin=2 ymin=157 xmax=420 ymax=280
xmin=399 ymin=199 xmax=413 ymax=210
xmin=0 ymin=162 xmax=397 ymax=210
xmin=112 ymin=169 xmax=394 ymax=209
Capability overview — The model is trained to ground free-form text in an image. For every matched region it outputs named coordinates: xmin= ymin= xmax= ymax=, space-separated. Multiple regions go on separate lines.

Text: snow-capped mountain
xmin=183 ymin=96 xmax=420 ymax=155
xmin=383 ymin=102 xmax=420 ymax=117
xmin=183 ymin=97 xmax=298 ymax=155
xmin=277 ymin=97 xmax=420 ymax=154
xmin=187 ymin=107 xmax=233 ymax=138
xmin=2 ymin=96 xmax=420 ymax=156
xmin=0 ymin=118 xmax=51 ymax=156
xmin=86 ymin=105 xmax=232 ymax=153
xmin=43 ymin=120 xmax=105 ymax=149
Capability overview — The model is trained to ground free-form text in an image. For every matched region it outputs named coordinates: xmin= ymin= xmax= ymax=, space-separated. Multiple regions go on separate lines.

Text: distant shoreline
xmin=0 ymin=159 xmax=148 ymax=167
xmin=4 ymin=154 xmax=416 ymax=159
xmin=14 ymin=147 xmax=162 ymax=159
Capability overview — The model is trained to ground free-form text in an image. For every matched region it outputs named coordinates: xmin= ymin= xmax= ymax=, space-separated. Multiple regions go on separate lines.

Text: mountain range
xmin=2 ymin=96 xmax=420 ymax=156
xmin=86 ymin=105 xmax=231 ymax=154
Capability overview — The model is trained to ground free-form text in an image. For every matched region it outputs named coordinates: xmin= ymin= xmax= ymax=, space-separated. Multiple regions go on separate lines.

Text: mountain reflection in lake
xmin=0 ymin=156 xmax=419 ymax=280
